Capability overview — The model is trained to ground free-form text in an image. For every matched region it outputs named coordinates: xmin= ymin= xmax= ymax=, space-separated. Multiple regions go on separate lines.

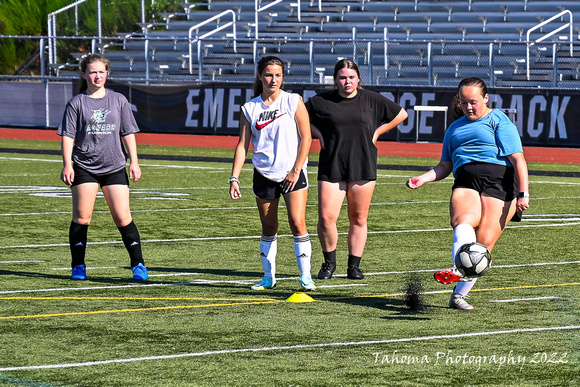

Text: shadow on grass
xmin=318 ymin=294 xmax=435 ymax=320
xmin=151 ymin=266 xmax=262 ymax=278
xmin=0 ymin=268 xmax=171 ymax=285
xmin=232 ymin=286 xmax=440 ymax=320
xmin=0 ymin=266 xmax=265 ymax=284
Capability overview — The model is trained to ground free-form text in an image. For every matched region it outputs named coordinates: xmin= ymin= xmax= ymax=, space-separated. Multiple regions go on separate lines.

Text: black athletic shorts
xmin=452 ymin=162 xmax=517 ymax=201
xmin=71 ymin=165 xmax=129 ymax=188
xmin=252 ymin=168 xmax=308 ymax=200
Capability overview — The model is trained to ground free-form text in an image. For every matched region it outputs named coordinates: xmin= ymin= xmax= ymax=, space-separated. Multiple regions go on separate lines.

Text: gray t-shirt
xmin=57 ymin=89 xmax=139 ymax=174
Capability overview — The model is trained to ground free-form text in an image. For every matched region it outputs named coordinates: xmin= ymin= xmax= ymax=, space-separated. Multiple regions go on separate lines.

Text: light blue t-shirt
xmin=441 ymin=109 xmax=523 ymax=176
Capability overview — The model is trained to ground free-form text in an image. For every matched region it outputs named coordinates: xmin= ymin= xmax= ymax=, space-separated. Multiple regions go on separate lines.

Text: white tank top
xmin=242 ymin=90 xmax=306 ymax=182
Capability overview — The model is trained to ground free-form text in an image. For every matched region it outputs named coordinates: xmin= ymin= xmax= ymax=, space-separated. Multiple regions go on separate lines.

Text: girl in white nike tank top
xmin=229 ymin=56 xmax=316 ymax=291
xmin=242 ymin=89 xmax=303 ymax=181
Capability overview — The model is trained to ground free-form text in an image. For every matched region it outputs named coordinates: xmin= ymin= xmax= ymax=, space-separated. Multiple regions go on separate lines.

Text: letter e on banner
xmin=185 ymin=89 xmax=200 ymax=127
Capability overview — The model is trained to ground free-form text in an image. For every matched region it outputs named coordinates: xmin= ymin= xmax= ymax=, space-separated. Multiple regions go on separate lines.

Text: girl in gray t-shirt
xmin=57 ymin=53 xmax=148 ymax=281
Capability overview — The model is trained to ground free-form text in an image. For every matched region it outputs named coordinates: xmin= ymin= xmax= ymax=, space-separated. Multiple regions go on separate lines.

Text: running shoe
xmin=250 ymin=277 xmax=276 ymax=290
xmin=132 ymin=263 xmax=149 ymax=280
xmin=449 ymin=292 xmax=474 ymax=310
xmin=71 ymin=264 xmax=87 ymax=280
xmin=434 ymin=267 xmax=465 ymax=284
xmin=300 ymin=275 xmax=316 ymax=291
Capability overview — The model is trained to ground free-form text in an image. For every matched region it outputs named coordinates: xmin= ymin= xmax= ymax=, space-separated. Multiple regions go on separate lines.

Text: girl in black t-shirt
xmin=306 ymin=59 xmax=408 ymax=280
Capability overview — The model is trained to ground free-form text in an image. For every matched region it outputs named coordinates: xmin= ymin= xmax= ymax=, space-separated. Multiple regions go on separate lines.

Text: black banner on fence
xmin=107 ymin=81 xmax=580 ymax=147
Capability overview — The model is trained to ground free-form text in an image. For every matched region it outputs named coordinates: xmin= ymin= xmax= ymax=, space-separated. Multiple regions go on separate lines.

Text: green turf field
xmin=0 ymin=138 xmax=578 ymax=386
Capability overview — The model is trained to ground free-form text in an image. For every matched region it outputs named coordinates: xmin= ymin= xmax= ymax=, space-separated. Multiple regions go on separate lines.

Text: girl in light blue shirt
xmin=406 ymin=77 xmax=530 ymax=310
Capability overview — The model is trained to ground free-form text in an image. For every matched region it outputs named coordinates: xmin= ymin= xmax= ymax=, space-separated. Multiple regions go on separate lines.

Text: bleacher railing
xmin=255 ymin=0 xmax=285 ymax=39
xmin=187 ymin=10 xmax=237 ymax=78
xmin=526 ymin=10 xmax=573 ymax=80
xmin=47 ymin=0 xmax=100 ymax=69
xmin=6 ymin=34 xmax=580 ymax=88
xmin=47 ymin=0 xmax=156 ymax=73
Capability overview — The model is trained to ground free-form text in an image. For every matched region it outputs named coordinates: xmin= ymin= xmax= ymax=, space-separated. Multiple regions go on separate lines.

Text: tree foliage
xmin=0 ymin=0 xmax=70 ymax=73
xmin=0 ymin=0 xmax=185 ymax=74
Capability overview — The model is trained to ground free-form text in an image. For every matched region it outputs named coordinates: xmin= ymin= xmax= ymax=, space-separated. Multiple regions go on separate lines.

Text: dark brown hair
xmin=450 ymin=92 xmax=463 ymax=121
xmin=457 ymin=77 xmax=490 ymax=110
xmin=252 ymin=56 xmax=285 ymax=98
xmin=458 ymin=77 xmax=488 ymax=98
xmin=78 ymin=53 xmax=110 ymax=94
xmin=333 ymin=59 xmax=363 ymax=89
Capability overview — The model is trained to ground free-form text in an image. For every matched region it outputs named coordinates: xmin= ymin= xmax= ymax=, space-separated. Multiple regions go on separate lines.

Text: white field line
xmin=316 ymin=283 xmax=369 ymax=288
xmin=0 ymin=281 xmax=248 ymax=295
xmin=2 ymin=206 xmax=579 ymax=217
xmin=51 ymin=266 xmax=121 ymax=271
xmin=50 ymin=266 xmax=204 ymax=278
xmin=0 ymin=204 xmax=575 ymax=217
xmin=0 ymin=207 xmax=260 ymax=217
xmin=3 ymin=155 xmax=580 ymax=183
xmin=490 ymin=296 xmax=561 ymax=303
xmin=0 ymin=157 xmax=233 ymax=170
xmin=493 ymin=261 xmax=580 ymax=269
xmin=140 ymin=164 xmax=226 ymax=170
xmin=532 ymin=180 xmax=580 ymax=185
xmin=0 ymin=325 xmax=577 ymax=372
xmin=0 ymin=157 xmax=61 ymax=163
xmin=3 ymin=221 xmax=580 ymax=250
xmin=46 ymin=260 xmax=580 ymax=276
xmin=0 ymin=260 xmax=44 ymax=264
xmin=2 ymin=191 xmax=580 ymax=215
xmin=2 ymin=261 xmax=579 ymax=295
xmin=0 ymin=202 xmax=439 ymax=217
xmin=3 ymin=154 xmax=580 ymax=183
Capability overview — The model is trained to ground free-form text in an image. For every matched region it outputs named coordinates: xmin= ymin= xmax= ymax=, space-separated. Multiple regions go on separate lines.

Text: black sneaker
xmin=347 ymin=266 xmax=364 ymax=280
xmin=317 ymin=261 xmax=336 ymax=280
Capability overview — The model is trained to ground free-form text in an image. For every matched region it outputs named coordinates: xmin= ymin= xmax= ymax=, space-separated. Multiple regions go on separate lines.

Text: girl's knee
xmin=113 ymin=216 xmax=133 ymax=228
xmin=348 ymin=213 xmax=368 ymax=228
xmin=318 ymin=213 xmax=337 ymax=229
xmin=73 ymin=216 xmax=92 ymax=225
xmin=289 ymin=221 xmax=307 ymax=236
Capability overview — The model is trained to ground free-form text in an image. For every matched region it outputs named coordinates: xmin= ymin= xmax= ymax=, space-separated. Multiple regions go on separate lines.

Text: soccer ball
xmin=455 ymin=242 xmax=492 ymax=278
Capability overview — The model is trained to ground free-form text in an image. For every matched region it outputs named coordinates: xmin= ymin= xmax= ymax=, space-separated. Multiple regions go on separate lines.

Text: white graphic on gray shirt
xmin=87 ymin=108 xmax=115 ymax=134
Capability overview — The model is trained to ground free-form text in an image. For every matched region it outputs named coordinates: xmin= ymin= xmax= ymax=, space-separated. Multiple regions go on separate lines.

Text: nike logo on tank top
xmin=255 ymin=112 xmax=287 ymax=130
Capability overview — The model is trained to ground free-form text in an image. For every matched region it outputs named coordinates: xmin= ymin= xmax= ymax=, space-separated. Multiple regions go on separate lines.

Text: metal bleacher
xmin=58 ymin=0 xmax=580 ymax=87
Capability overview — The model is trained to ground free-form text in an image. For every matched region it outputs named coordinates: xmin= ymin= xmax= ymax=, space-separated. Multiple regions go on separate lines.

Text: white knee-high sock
xmin=452 ymin=224 xmax=476 ymax=266
xmin=455 ymin=278 xmax=478 ymax=295
xmin=260 ymin=234 xmax=277 ymax=280
xmin=452 ymin=224 xmax=477 ymax=295
xmin=293 ymin=234 xmax=312 ymax=277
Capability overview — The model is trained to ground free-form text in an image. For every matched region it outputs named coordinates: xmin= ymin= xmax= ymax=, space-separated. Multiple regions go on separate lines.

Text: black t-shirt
xmin=306 ymin=88 xmax=403 ymax=181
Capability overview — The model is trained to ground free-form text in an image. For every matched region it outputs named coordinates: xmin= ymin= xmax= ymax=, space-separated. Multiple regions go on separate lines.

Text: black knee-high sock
xmin=69 ymin=221 xmax=88 ymax=268
xmin=118 ymin=221 xmax=144 ymax=267
xmin=348 ymin=254 xmax=361 ymax=268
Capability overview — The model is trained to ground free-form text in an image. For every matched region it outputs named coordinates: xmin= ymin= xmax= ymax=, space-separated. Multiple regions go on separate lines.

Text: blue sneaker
xmin=300 ymin=275 xmax=316 ymax=291
xmin=132 ymin=263 xmax=148 ymax=280
xmin=71 ymin=265 xmax=87 ymax=280
xmin=250 ymin=277 xmax=276 ymax=290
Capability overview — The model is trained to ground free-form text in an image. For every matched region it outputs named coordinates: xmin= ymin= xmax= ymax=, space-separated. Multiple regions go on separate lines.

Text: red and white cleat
xmin=434 ymin=267 xmax=465 ymax=284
